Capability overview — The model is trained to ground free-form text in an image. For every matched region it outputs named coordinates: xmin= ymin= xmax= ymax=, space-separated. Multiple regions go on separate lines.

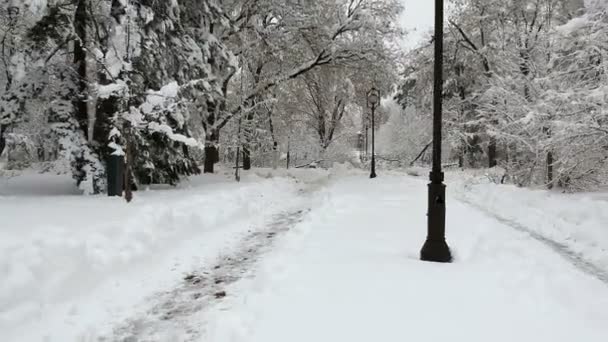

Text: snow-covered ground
xmin=205 ymin=174 xmax=608 ymax=342
xmin=449 ymin=169 xmax=608 ymax=274
xmin=0 ymin=167 xmax=332 ymax=341
xmin=2 ymin=167 xmax=607 ymax=341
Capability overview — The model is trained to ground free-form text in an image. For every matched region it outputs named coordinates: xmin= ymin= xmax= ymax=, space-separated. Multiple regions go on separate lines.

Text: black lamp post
xmin=420 ymin=0 xmax=452 ymax=263
xmin=365 ymin=123 xmax=369 ymax=159
xmin=368 ymin=87 xmax=380 ymax=179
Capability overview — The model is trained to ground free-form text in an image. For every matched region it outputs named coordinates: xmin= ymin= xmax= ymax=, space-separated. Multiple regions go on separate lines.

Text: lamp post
xmin=420 ymin=0 xmax=452 ymax=263
xmin=367 ymin=87 xmax=380 ymax=179
xmin=365 ymin=123 xmax=369 ymax=159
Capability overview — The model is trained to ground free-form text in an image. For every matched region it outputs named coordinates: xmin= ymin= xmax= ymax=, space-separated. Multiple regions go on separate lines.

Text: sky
xmin=399 ymin=0 xmax=435 ymax=49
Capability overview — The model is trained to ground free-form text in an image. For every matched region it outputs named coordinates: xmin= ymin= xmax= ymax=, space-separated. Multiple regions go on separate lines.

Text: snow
xmin=450 ymin=169 xmax=608 ymax=273
xmin=108 ymin=141 xmax=125 ymax=156
xmin=141 ymin=82 xmax=180 ymax=114
xmin=204 ymin=173 xmax=608 ymax=342
xmin=19 ymin=0 xmax=48 ymax=16
xmin=97 ymin=81 xmax=128 ymax=100
xmin=2 ymin=168 xmax=608 ymax=341
xmin=148 ymin=122 xmax=200 ymax=147
xmin=0 ymin=169 xmax=321 ymax=342
xmin=556 ymin=16 xmax=590 ymax=35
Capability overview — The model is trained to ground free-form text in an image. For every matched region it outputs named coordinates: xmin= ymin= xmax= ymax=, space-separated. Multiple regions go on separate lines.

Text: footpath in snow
xmin=0 ymin=168 xmax=329 ymax=342
xmin=203 ymin=174 xmax=608 ymax=342
xmin=2 ymin=169 xmax=608 ymax=341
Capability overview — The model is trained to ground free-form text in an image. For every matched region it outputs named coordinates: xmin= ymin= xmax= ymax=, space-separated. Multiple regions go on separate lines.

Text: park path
xmin=104 ymin=208 xmax=311 ymax=342
xmin=201 ymin=175 xmax=608 ymax=342
xmin=96 ymin=173 xmax=608 ymax=342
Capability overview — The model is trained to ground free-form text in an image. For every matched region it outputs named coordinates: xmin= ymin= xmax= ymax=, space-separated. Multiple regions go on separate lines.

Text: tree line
xmin=0 ymin=0 xmax=402 ymax=194
xmin=395 ymin=0 xmax=607 ymax=191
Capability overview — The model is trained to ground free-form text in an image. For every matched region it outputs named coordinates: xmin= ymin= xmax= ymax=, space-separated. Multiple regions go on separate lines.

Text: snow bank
xmin=0 ymin=171 xmax=304 ymax=341
xmin=450 ymin=169 xmax=608 ymax=271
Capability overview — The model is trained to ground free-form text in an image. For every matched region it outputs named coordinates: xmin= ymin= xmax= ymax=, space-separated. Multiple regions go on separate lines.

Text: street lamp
xmin=367 ymin=87 xmax=380 ymax=179
xmin=420 ymin=0 xmax=452 ymax=263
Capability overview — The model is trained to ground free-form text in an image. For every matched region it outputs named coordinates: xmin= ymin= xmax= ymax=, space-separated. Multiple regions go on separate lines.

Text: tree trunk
xmin=286 ymin=137 xmax=291 ymax=169
xmin=241 ymin=64 xmax=263 ymax=171
xmin=204 ymin=145 xmax=218 ymax=173
xmin=488 ymin=136 xmax=497 ymax=168
xmin=73 ymin=0 xmax=89 ymax=132
xmin=124 ymin=122 xmax=133 ymax=202
xmin=242 ymin=105 xmax=255 ymax=171
xmin=547 ymin=151 xmax=554 ymax=189
xmin=204 ymin=130 xmax=219 ymax=173
xmin=456 ymin=65 xmax=466 ymax=169
xmin=203 ymin=96 xmax=220 ymax=174
xmin=0 ymin=125 xmax=6 ymax=157
xmin=242 ymin=146 xmax=251 ymax=170
xmin=272 ymin=142 xmax=279 ymax=170
xmin=458 ymin=150 xmax=464 ymax=168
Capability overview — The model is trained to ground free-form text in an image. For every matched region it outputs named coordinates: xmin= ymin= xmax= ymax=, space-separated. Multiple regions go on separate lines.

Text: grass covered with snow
xmin=449 ymin=169 xmax=608 ymax=273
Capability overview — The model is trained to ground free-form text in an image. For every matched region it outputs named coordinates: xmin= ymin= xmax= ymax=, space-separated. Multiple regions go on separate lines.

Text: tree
xmin=0 ymin=0 xmax=228 ymax=192
xmin=208 ymin=0 xmax=403 ymax=172
xmin=394 ymin=0 xmax=607 ymax=190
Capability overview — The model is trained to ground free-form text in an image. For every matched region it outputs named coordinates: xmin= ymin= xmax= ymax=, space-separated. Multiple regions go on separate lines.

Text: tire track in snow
xmin=102 ymin=208 xmax=311 ymax=342
xmin=458 ymin=197 xmax=608 ymax=286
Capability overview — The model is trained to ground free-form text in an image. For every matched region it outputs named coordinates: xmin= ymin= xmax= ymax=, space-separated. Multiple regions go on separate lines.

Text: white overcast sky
xmin=399 ymin=0 xmax=435 ymax=49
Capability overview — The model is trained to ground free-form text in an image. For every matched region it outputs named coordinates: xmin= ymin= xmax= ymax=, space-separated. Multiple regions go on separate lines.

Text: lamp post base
xmin=370 ymin=157 xmax=377 ymax=179
xmin=420 ymin=178 xmax=452 ymax=263
xmin=420 ymin=239 xmax=452 ymax=263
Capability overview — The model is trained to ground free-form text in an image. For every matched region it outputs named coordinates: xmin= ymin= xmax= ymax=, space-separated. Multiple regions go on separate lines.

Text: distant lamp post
xmin=365 ymin=123 xmax=369 ymax=159
xmin=420 ymin=0 xmax=452 ymax=263
xmin=367 ymin=87 xmax=380 ymax=179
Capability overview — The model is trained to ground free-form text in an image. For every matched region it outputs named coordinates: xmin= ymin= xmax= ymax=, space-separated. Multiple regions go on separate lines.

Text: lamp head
xmin=368 ymin=87 xmax=380 ymax=106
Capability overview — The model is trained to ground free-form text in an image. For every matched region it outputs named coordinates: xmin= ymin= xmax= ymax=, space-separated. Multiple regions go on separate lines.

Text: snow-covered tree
xmin=394 ymin=0 xmax=606 ymax=190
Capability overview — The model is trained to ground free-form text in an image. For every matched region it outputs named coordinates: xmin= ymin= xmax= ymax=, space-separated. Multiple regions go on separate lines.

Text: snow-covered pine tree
xmin=1 ymin=0 xmax=237 ymax=192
